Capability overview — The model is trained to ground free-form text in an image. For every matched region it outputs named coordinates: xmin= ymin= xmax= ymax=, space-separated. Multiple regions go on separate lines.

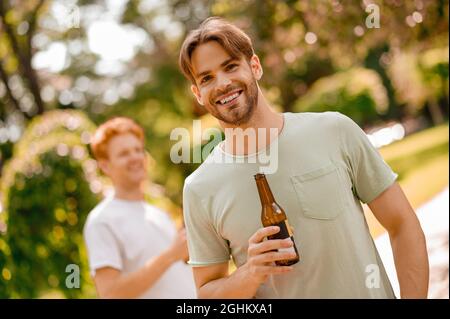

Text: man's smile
xmin=215 ymin=89 xmax=243 ymax=106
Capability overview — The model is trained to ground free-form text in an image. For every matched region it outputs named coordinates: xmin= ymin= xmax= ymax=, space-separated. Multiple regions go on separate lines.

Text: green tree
xmin=387 ymin=46 xmax=449 ymax=124
xmin=209 ymin=0 xmax=448 ymax=112
xmin=1 ymin=110 xmax=99 ymax=298
xmin=293 ymin=67 xmax=388 ymax=126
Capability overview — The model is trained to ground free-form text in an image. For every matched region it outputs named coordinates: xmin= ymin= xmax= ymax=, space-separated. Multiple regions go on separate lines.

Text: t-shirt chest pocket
xmin=290 ymin=163 xmax=346 ymax=220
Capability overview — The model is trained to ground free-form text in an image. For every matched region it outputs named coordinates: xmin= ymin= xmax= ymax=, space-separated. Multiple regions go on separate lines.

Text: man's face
xmin=99 ymin=133 xmax=147 ymax=187
xmin=190 ymin=41 xmax=262 ymax=126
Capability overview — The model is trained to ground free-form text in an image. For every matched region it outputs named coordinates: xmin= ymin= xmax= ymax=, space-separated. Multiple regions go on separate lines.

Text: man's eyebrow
xmin=195 ymin=58 xmax=238 ymax=78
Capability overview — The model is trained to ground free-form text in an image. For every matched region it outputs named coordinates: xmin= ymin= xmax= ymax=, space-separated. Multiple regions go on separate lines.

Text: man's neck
xmin=114 ymin=183 xmax=145 ymax=201
xmin=221 ymin=91 xmax=284 ymax=156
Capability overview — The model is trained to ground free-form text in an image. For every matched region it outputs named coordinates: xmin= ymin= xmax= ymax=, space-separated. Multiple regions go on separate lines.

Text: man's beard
xmin=209 ymin=79 xmax=258 ymax=126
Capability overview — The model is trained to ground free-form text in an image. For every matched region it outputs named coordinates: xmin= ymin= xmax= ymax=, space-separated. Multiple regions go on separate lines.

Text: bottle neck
xmin=254 ymin=173 xmax=275 ymax=205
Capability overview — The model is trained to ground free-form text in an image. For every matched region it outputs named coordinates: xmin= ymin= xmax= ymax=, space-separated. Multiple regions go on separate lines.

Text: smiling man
xmin=83 ymin=117 xmax=196 ymax=298
xmin=178 ymin=17 xmax=429 ymax=298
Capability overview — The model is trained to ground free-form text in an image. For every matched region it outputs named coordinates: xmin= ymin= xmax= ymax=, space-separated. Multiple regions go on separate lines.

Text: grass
xmin=379 ymin=124 xmax=448 ymax=161
xmin=364 ymin=123 xmax=449 ymax=238
xmin=379 ymin=124 xmax=449 ymax=182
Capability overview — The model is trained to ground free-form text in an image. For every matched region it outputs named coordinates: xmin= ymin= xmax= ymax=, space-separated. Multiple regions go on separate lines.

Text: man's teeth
xmin=220 ymin=92 xmax=240 ymax=104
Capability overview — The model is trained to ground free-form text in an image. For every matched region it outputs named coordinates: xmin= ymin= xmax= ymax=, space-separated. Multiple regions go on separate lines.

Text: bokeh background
xmin=0 ymin=0 xmax=448 ymax=298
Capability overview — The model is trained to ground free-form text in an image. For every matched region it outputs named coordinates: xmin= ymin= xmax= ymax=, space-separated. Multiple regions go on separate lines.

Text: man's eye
xmin=201 ymin=76 xmax=211 ymax=84
xmin=226 ymin=64 xmax=238 ymax=71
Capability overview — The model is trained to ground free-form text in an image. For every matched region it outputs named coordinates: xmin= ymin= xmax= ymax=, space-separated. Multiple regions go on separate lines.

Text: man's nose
xmin=216 ymin=72 xmax=232 ymax=90
xmin=130 ymin=150 xmax=144 ymax=161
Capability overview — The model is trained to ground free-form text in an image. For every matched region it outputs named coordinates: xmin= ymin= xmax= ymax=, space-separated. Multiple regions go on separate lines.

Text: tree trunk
xmin=428 ymin=98 xmax=444 ymax=125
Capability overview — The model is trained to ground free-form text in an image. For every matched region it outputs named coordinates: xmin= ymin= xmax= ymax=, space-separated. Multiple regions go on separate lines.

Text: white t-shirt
xmin=83 ymin=196 xmax=197 ymax=299
xmin=183 ymin=112 xmax=397 ymax=298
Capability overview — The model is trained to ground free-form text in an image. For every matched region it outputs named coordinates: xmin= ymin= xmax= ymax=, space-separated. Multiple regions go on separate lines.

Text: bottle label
xmin=278 ymin=243 xmax=296 ymax=254
xmin=269 ymin=219 xmax=293 ymax=240
xmin=267 ymin=219 xmax=300 ymax=265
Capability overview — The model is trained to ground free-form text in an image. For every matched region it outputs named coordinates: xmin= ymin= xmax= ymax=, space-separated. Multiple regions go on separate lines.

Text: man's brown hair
xmin=90 ymin=117 xmax=144 ymax=160
xmin=179 ymin=17 xmax=255 ymax=84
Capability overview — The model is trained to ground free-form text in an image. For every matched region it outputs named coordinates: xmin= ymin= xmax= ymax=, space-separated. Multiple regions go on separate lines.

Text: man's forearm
xmin=390 ymin=220 xmax=429 ymax=298
xmin=104 ymin=250 xmax=176 ymax=298
xmin=198 ymin=264 xmax=262 ymax=298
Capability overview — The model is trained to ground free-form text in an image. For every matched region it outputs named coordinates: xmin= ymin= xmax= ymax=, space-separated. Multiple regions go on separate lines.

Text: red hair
xmin=90 ymin=117 xmax=144 ymax=160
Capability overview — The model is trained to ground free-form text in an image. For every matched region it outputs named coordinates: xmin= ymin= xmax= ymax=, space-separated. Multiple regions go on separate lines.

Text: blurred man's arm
xmin=94 ymin=252 xmax=177 ymax=298
xmin=94 ymin=229 xmax=189 ymax=298
xmin=368 ymin=182 xmax=429 ymax=298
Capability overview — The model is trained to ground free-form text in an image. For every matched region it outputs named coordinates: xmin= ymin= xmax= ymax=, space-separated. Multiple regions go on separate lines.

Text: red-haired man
xmin=83 ymin=117 xmax=196 ymax=298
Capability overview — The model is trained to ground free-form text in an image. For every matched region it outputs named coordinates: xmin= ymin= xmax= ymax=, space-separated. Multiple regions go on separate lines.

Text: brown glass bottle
xmin=254 ymin=173 xmax=300 ymax=266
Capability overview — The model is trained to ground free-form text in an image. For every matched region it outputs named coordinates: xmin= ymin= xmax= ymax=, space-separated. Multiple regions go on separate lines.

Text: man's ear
xmin=191 ymin=84 xmax=204 ymax=106
xmin=97 ymin=159 xmax=111 ymax=176
xmin=250 ymin=55 xmax=263 ymax=80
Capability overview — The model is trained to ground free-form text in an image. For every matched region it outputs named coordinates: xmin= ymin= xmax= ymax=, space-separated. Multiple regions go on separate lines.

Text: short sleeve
xmin=336 ymin=113 xmax=398 ymax=204
xmin=83 ymin=221 xmax=123 ymax=276
xmin=183 ymin=182 xmax=231 ymax=266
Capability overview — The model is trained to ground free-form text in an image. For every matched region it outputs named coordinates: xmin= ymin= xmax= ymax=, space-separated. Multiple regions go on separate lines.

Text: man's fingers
xmin=250 ymin=238 xmax=293 ymax=256
xmin=248 ymin=226 xmax=280 ymax=244
xmin=252 ymin=250 xmax=297 ymax=265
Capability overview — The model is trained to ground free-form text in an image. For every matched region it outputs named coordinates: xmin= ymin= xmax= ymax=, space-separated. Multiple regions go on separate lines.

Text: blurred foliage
xmin=209 ymin=0 xmax=449 ymax=111
xmin=0 ymin=0 xmax=448 ymax=202
xmin=0 ymin=110 xmax=100 ymax=298
xmin=293 ymin=67 xmax=388 ymax=125
xmin=388 ymin=46 xmax=449 ymax=121
xmin=0 ymin=236 xmax=10 ymax=296
xmin=420 ymin=46 xmax=449 ymax=98
xmin=0 ymin=0 xmax=449 ymax=298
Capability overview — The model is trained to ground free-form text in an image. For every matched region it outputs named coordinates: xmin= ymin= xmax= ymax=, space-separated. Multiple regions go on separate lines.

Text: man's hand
xmin=167 ymin=228 xmax=189 ymax=263
xmin=244 ymin=226 xmax=295 ymax=285
xmin=192 ymin=225 xmax=294 ymax=298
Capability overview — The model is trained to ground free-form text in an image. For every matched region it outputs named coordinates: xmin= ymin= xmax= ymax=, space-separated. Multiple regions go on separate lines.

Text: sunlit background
xmin=0 ymin=0 xmax=448 ymax=298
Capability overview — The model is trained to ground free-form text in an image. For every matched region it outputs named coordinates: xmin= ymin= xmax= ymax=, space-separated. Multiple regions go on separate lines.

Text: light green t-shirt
xmin=183 ymin=112 xmax=397 ymax=298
